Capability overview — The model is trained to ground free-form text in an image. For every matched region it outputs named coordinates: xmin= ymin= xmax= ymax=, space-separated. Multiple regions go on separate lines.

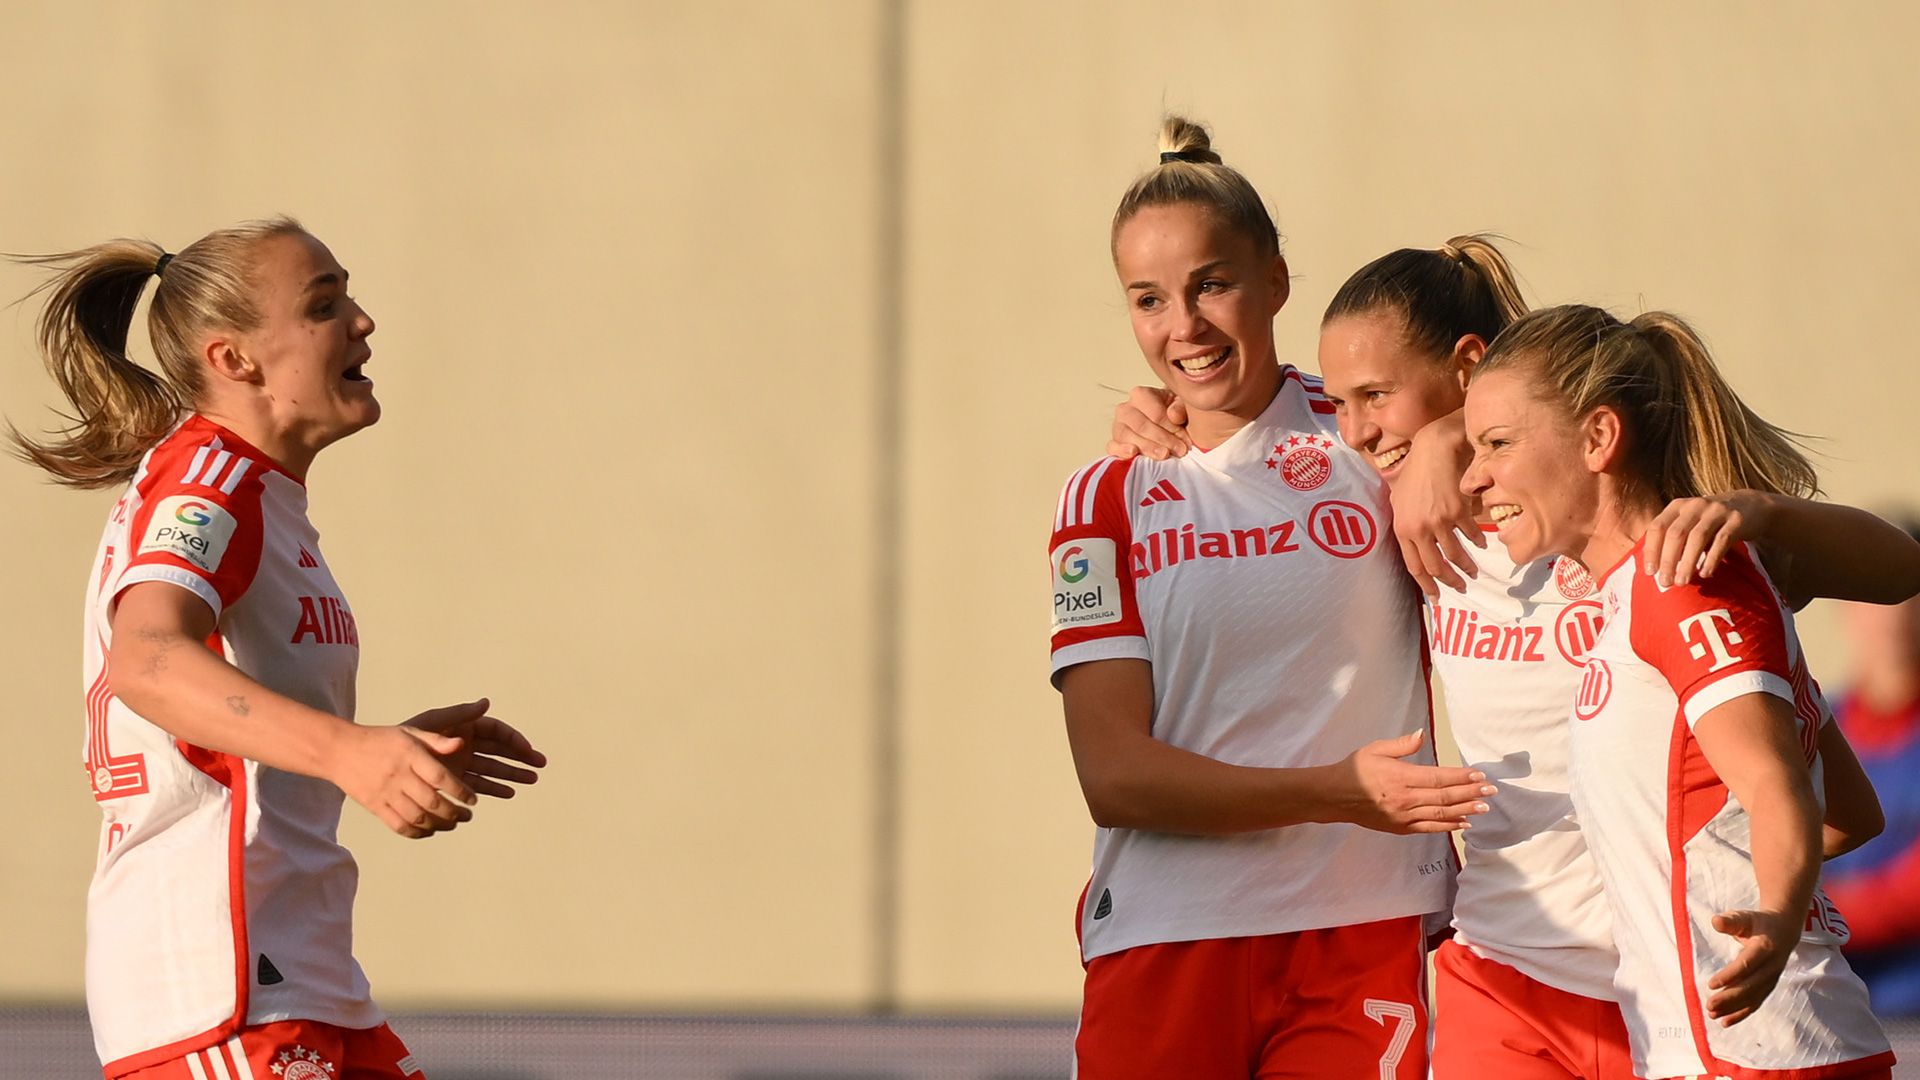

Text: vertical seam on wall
xmin=869 ymin=0 xmax=908 ymax=1016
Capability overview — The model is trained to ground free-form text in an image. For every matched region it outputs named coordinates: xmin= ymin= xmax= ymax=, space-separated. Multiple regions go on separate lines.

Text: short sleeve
xmin=1627 ymin=542 xmax=1793 ymax=727
xmin=115 ymin=433 xmax=270 ymax=621
xmin=1049 ymin=457 xmax=1147 ymax=687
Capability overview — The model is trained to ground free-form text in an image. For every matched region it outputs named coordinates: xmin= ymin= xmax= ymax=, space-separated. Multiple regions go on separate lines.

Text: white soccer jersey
xmin=1432 ymin=534 xmax=1617 ymax=1001
xmin=81 ymin=416 xmax=381 ymax=1075
xmin=1572 ymin=541 xmax=1890 ymax=1079
xmin=1049 ymin=368 xmax=1453 ymax=962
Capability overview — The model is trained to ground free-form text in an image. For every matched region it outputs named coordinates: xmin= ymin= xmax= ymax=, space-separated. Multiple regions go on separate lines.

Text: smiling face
xmin=232 ymin=232 xmax=379 ymax=453
xmin=1113 ymin=202 xmax=1289 ymax=444
xmin=1318 ymin=312 xmax=1474 ymax=484
xmin=1459 ymin=367 xmax=1603 ymax=566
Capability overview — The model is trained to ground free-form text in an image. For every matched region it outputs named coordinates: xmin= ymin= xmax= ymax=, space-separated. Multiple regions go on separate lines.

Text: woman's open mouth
xmin=1172 ymin=347 xmax=1231 ymax=378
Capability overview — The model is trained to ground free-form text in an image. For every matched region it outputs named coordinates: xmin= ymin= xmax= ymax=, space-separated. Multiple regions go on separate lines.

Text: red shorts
xmin=114 ymin=1019 xmax=422 ymax=1080
xmin=1075 ymin=915 xmax=1429 ymax=1080
xmin=1431 ymin=939 xmax=1635 ymax=1080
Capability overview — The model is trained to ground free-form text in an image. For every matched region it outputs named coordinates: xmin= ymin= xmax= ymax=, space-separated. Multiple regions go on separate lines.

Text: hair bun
xmin=1157 ymin=116 xmax=1223 ymax=166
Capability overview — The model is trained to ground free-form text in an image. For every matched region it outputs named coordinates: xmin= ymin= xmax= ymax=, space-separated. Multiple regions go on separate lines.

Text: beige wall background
xmin=1 ymin=1 xmax=1915 ymax=1014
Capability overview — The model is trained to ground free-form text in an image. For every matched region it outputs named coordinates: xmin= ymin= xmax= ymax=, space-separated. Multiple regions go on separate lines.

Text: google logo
xmin=1058 ymin=546 xmax=1089 ymax=584
xmin=174 ymin=500 xmax=213 ymax=527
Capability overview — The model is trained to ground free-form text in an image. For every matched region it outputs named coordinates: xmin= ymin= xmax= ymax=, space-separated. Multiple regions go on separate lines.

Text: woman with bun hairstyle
xmin=1110 ymin=239 xmax=1911 ymax=1079
xmin=1460 ymin=305 xmax=1896 ymax=1079
xmin=1049 ymin=118 xmax=1495 ymax=1080
xmin=11 ymin=218 xmax=546 ymax=1080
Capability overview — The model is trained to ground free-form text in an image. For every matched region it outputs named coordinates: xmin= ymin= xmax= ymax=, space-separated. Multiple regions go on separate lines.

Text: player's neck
xmin=193 ymin=402 xmax=321 ymax=481
xmin=1182 ymin=365 xmax=1282 ymax=451
xmin=1578 ymin=483 xmax=1661 ymax=578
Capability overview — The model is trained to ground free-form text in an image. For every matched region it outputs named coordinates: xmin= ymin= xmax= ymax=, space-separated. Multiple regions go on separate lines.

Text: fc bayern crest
xmin=1553 ymin=557 xmax=1595 ymax=599
xmin=1267 ymin=434 xmax=1336 ymax=491
xmin=272 ymin=1045 xmax=337 ymax=1078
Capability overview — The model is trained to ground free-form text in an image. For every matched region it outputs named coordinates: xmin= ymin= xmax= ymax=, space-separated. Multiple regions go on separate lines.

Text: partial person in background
xmin=1822 ymin=513 xmax=1920 ymax=1016
xmin=8 ymin=219 xmax=546 ymax=1080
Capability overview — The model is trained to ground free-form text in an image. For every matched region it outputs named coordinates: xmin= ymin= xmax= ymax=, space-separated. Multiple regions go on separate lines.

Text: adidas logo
xmin=1092 ymin=888 xmax=1113 ymax=920
xmin=1138 ymin=480 xmax=1185 ymax=508
xmin=297 ymin=547 xmax=319 ymax=569
xmin=257 ymin=953 xmax=285 ymax=986
xmin=179 ymin=437 xmax=256 ymax=495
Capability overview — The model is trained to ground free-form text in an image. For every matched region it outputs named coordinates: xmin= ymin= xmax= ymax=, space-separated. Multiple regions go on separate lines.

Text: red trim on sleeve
xmin=1627 ymin=543 xmax=1792 ymax=720
xmin=118 ymin=418 xmax=276 ymax=615
xmin=1049 ymin=457 xmax=1144 ymax=654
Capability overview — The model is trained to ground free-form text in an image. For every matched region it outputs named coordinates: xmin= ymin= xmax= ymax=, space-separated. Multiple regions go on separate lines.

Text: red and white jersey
xmin=1431 ymin=534 xmax=1617 ymax=1001
xmin=80 ymin=416 xmax=380 ymax=1075
xmin=1049 ymin=368 xmax=1453 ymax=962
xmin=1572 ymin=541 xmax=1890 ymax=1079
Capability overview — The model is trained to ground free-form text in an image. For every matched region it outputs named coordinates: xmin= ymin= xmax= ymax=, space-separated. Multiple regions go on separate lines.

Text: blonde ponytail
xmin=1628 ymin=311 xmax=1818 ymax=499
xmin=1323 ymin=233 xmax=1528 ymax=361
xmin=1111 ymin=116 xmax=1280 ymax=260
xmin=1474 ymin=304 xmax=1817 ymax=503
xmin=8 ymin=216 xmax=309 ymax=489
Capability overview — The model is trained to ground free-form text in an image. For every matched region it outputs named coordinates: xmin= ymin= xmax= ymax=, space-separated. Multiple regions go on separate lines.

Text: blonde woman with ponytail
xmin=12 ymin=220 xmax=545 ymax=1080
xmin=1050 ymin=119 xmax=1496 ymax=1080
xmin=1109 ymin=242 xmax=1914 ymax=1078
xmin=1460 ymin=305 xmax=1900 ymax=1078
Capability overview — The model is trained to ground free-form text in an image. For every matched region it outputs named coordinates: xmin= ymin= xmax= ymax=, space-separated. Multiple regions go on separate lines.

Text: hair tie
xmin=1437 ymin=242 xmax=1463 ymax=261
xmin=1160 ymin=150 xmax=1206 ymax=165
xmin=154 ymin=253 xmax=174 ymax=278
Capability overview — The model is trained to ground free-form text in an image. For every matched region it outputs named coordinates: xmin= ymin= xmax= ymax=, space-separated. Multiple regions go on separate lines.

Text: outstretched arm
xmin=1642 ymin=492 xmax=1920 ymax=608
xmin=1061 ymin=658 xmax=1492 ymax=835
xmin=111 ymin=581 xmax=486 ymax=838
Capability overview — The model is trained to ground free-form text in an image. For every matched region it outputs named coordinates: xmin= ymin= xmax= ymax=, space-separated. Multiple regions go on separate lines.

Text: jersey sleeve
xmin=115 ymin=435 xmax=270 ymax=621
xmin=1049 ymin=456 xmax=1146 ymax=687
xmin=1627 ymin=542 xmax=1793 ymax=728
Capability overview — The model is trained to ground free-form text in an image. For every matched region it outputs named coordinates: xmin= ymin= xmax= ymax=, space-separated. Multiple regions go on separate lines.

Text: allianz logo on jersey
xmin=1133 ymin=520 xmax=1302 ymax=580
xmin=1429 ymin=603 xmax=1548 ymax=663
xmin=1128 ymin=500 xmax=1376 ymax=582
xmin=291 ymin=595 xmax=359 ymax=647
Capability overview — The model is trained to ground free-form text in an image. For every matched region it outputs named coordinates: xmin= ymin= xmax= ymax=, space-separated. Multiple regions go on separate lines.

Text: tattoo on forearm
xmin=136 ymin=628 xmax=179 ymax=678
xmin=226 ymin=695 xmax=250 ymax=718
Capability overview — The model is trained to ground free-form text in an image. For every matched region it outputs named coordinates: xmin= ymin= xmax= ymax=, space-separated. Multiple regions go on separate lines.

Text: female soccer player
xmin=1050 ymin=118 xmax=1496 ymax=1080
xmin=10 ymin=219 xmax=546 ymax=1080
xmin=1461 ymin=304 xmax=1895 ymax=1079
xmin=1109 ymin=238 xmax=1911 ymax=1079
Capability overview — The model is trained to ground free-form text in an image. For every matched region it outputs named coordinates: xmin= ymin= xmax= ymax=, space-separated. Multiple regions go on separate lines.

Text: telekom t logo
xmin=1678 ymin=609 xmax=1746 ymax=671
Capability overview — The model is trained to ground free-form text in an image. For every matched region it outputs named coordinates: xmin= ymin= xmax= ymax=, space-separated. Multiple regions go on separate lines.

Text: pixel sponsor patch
xmin=139 ymin=495 xmax=238 ymax=573
xmin=1052 ymin=537 xmax=1122 ymax=632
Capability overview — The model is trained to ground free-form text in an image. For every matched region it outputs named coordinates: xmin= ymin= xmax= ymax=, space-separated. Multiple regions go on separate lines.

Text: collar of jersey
xmin=180 ymin=414 xmax=300 ymax=487
xmin=1595 ymin=535 xmax=1646 ymax=590
xmin=1183 ymin=378 xmax=1299 ymax=466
